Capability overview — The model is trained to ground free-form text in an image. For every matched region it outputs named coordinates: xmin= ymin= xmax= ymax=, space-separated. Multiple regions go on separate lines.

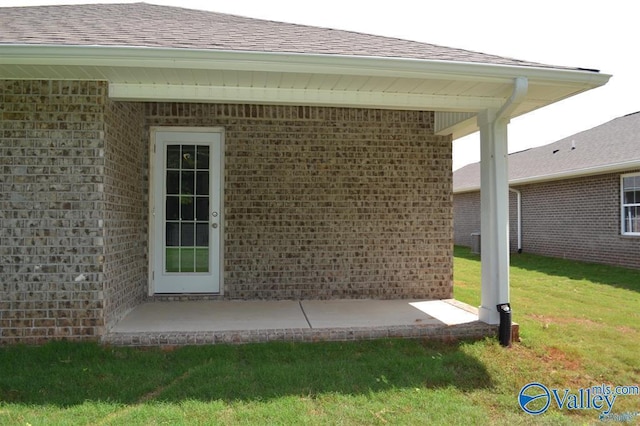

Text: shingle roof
xmin=0 ymin=2 xmax=570 ymax=70
xmin=454 ymin=112 xmax=640 ymax=191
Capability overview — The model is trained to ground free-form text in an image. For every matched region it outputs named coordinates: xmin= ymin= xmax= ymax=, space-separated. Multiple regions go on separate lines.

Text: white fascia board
xmin=108 ymin=83 xmax=504 ymax=111
xmin=453 ymin=159 xmax=640 ymax=193
xmin=0 ymin=45 xmax=611 ymax=87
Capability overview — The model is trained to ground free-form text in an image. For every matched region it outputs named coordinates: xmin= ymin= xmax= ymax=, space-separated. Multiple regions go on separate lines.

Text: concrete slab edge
xmin=102 ymin=322 xmax=499 ymax=347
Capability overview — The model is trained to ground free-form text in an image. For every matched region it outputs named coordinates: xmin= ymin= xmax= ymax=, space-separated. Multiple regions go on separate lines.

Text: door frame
xmin=148 ymin=126 xmax=225 ymax=295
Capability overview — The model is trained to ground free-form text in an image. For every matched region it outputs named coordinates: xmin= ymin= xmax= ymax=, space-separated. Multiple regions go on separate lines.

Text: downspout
xmin=491 ymin=76 xmax=528 ymax=347
xmin=496 ymin=78 xmax=526 ymax=258
xmin=495 ymin=77 xmax=528 ymax=122
xmin=509 ymin=188 xmax=522 ymax=253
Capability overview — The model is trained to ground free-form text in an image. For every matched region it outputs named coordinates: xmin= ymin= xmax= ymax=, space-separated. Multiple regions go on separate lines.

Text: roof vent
xmin=553 ymin=149 xmax=560 ymax=154
xmin=571 ymin=140 xmax=576 ymax=150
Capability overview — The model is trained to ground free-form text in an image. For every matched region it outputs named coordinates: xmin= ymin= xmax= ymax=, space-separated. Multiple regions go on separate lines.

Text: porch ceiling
xmin=0 ymin=45 xmax=610 ymax=139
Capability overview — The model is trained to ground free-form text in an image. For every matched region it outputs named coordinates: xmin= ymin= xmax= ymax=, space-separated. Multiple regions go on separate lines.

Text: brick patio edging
xmin=102 ymin=322 xmax=500 ymax=346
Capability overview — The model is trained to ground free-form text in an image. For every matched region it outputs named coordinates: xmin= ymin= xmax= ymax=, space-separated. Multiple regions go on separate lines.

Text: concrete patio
xmin=102 ymin=299 xmax=501 ymax=346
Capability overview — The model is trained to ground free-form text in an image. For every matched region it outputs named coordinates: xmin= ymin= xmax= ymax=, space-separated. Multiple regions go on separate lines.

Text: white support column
xmin=478 ymin=109 xmax=511 ymax=324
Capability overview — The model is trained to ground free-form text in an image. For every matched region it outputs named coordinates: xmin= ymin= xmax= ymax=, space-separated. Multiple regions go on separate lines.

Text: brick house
xmin=454 ymin=112 xmax=640 ymax=269
xmin=0 ymin=3 xmax=609 ymax=343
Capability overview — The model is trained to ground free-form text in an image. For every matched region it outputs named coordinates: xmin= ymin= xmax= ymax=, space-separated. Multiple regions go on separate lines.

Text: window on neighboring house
xmin=621 ymin=173 xmax=640 ymax=235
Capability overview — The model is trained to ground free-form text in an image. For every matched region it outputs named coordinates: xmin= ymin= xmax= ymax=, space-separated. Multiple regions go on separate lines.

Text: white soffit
xmin=0 ymin=45 xmax=611 ymax=139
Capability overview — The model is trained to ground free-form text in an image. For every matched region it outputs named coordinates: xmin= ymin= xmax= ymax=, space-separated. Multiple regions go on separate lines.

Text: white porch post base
xmin=478 ymin=305 xmax=498 ymax=324
xmin=477 ymin=109 xmax=511 ymax=325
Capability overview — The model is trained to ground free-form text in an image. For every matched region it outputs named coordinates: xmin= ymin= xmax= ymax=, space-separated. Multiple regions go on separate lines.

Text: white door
xmin=151 ymin=128 xmax=223 ymax=293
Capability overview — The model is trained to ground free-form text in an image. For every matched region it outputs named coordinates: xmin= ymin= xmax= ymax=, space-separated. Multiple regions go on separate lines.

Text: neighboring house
xmin=0 ymin=3 xmax=608 ymax=343
xmin=454 ymin=112 xmax=640 ymax=269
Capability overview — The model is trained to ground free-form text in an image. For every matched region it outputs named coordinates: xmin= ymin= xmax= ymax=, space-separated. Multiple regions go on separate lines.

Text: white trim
xmin=621 ymin=172 xmax=640 ymax=237
xmin=108 ymin=83 xmax=505 ymax=112
xmin=148 ymin=129 xmax=156 ymax=296
xmin=1 ymin=45 xmax=610 ymax=141
xmin=0 ymin=45 xmax=612 ymax=85
xmin=148 ymin=126 xmax=225 ymax=295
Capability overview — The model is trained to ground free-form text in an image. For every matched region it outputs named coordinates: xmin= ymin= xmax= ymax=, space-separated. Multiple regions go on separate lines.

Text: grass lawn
xmin=1 ymin=247 xmax=639 ymax=425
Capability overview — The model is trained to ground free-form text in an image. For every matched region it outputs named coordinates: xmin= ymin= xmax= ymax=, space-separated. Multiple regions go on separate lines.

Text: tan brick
xmin=146 ymin=103 xmax=453 ymax=300
xmin=2 ymin=80 xmax=455 ymax=344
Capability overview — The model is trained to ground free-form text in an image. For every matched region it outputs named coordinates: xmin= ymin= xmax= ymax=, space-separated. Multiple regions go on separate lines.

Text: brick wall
xmin=146 ymin=104 xmax=453 ymax=300
xmin=1 ymin=81 xmax=455 ymax=343
xmin=453 ymin=190 xmax=519 ymax=251
xmin=0 ymin=80 xmax=109 ymax=343
xmin=518 ymin=172 xmax=640 ymax=269
xmin=454 ymin=172 xmax=640 ymax=269
xmin=102 ymin=99 xmax=147 ymax=329
xmin=453 ymin=191 xmax=480 ymax=248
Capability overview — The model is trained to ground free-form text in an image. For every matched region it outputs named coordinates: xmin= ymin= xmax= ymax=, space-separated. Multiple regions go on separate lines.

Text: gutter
xmin=494 ymin=77 xmax=529 ymax=121
xmin=2 ymin=44 xmax=611 ymax=142
xmin=0 ymin=44 xmax=612 ymax=86
xmin=493 ymin=76 xmax=527 ymax=256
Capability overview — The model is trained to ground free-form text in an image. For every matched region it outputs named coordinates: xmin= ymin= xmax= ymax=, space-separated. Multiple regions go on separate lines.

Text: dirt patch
xmin=510 ymin=343 xmax=582 ymax=372
xmin=541 ymin=346 xmax=582 ymax=371
xmin=528 ymin=314 xmax=602 ymax=329
xmin=615 ymin=325 xmax=637 ymax=334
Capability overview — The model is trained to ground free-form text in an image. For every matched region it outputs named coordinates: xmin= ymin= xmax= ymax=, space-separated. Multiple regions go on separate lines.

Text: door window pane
xmin=166 ymin=223 xmax=179 ymax=246
xmin=197 ymin=145 xmax=210 ymax=169
xmin=181 ymin=171 xmax=195 ymax=195
xmin=165 ymin=248 xmax=180 ymax=272
xmin=182 ymin=145 xmax=196 ymax=169
xmin=180 ymin=249 xmax=195 ymax=273
xmin=167 ymin=145 xmax=181 ymax=169
xmin=166 ymin=196 xmax=180 ymax=220
xmin=181 ymin=223 xmax=195 ymax=247
xmin=166 ymin=171 xmax=180 ymax=194
xmin=181 ymin=197 xmax=195 ymax=220
xmin=196 ymin=223 xmax=209 ymax=247
xmin=196 ymin=197 xmax=209 ymax=221
xmin=195 ymin=248 xmax=209 ymax=272
xmin=196 ymin=171 xmax=209 ymax=195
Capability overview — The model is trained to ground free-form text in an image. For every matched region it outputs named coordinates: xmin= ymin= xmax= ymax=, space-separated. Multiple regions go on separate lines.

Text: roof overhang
xmin=0 ymin=45 xmax=611 ymax=139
